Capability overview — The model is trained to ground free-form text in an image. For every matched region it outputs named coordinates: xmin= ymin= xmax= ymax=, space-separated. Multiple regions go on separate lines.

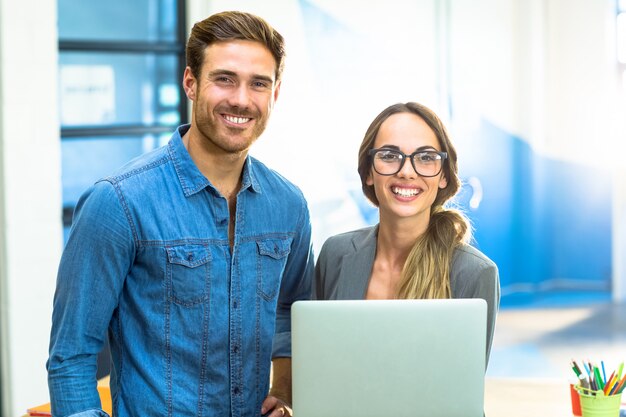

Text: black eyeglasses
xmin=368 ymin=148 xmax=447 ymax=177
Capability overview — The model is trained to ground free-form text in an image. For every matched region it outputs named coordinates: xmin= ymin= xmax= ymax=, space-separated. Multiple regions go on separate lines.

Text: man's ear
xmin=182 ymin=66 xmax=197 ymax=101
xmin=273 ymin=80 xmax=281 ymax=103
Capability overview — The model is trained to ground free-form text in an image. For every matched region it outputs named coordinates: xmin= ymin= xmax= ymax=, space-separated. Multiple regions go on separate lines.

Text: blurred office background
xmin=1 ymin=0 xmax=625 ymax=415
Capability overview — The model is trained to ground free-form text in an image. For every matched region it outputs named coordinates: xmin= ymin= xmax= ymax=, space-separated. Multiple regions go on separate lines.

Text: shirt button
xmin=219 ymin=218 xmax=227 ymax=225
xmin=187 ymin=253 xmax=194 ymax=261
xmin=233 ymin=345 xmax=239 ymax=354
xmin=233 ymin=387 xmax=240 ymax=395
xmin=233 ymin=301 xmax=238 ymax=309
xmin=274 ymin=245 xmax=279 ymax=254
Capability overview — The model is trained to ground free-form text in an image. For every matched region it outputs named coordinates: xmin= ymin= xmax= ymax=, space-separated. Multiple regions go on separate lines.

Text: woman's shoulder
xmin=451 ymin=243 xmax=500 ymax=297
xmin=452 ymin=244 xmax=498 ymax=275
xmin=319 ymin=226 xmax=376 ymax=257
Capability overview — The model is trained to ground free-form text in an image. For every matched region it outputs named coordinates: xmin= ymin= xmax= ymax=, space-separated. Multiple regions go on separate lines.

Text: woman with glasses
xmin=314 ymin=102 xmax=500 ymax=362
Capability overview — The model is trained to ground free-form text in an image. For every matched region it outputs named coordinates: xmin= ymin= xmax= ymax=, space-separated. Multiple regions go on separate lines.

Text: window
xmin=58 ymin=0 xmax=187 ymax=240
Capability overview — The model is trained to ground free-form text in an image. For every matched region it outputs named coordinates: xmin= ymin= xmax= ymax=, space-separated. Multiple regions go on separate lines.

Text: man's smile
xmin=222 ymin=114 xmax=252 ymax=124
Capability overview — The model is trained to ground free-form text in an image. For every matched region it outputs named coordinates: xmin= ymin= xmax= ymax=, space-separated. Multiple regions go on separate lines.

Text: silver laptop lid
xmin=291 ymin=299 xmax=487 ymax=417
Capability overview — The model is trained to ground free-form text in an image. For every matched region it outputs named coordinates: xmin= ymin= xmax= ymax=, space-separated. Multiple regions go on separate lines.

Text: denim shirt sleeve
xmin=271 ymin=197 xmax=314 ymax=358
xmin=47 ymin=180 xmax=135 ymax=417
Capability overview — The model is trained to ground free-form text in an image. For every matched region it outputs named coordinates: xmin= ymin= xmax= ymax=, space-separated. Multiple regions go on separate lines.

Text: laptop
xmin=291 ymin=299 xmax=487 ymax=417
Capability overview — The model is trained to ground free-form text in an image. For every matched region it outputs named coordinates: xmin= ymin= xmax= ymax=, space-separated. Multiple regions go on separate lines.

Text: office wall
xmin=0 ymin=0 xmax=62 ymax=415
xmin=445 ymin=0 xmax=624 ymax=302
xmin=189 ymin=0 xmax=625 ymax=302
xmin=541 ymin=0 xmax=626 ymax=301
xmin=616 ymin=173 xmax=626 ymax=301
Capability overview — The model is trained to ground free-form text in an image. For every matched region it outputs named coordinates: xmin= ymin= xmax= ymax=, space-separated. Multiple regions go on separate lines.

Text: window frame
xmin=59 ymin=0 xmax=188 ymax=229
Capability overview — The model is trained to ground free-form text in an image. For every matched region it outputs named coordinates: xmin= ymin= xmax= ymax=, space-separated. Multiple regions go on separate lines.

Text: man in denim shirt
xmin=47 ymin=11 xmax=313 ymax=417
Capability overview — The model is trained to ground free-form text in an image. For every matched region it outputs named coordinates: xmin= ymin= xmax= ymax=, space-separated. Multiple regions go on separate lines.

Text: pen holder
xmin=575 ymin=385 xmax=623 ymax=417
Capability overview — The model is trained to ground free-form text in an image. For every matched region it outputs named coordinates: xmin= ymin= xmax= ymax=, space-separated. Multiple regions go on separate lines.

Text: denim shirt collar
xmin=168 ymin=124 xmax=261 ymax=197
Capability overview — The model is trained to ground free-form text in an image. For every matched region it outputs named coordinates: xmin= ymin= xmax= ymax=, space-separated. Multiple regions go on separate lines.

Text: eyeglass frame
xmin=368 ymin=147 xmax=448 ymax=177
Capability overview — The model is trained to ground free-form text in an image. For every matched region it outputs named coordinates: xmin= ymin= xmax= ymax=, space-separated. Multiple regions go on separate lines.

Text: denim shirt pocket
xmin=166 ymin=244 xmax=211 ymax=306
xmin=256 ymin=237 xmax=293 ymax=300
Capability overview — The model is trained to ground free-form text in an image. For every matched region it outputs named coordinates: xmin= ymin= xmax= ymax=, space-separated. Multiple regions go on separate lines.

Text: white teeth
xmin=224 ymin=115 xmax=251 ymax=124
xmin=392 ymin=187 xmax=419 ymax=197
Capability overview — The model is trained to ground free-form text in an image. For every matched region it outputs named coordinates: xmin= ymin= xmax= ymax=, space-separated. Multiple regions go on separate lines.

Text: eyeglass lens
xmin=372 ymin=149 xmax=443 ymax=177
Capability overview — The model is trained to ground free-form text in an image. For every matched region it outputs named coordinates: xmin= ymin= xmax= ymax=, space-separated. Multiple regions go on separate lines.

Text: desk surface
xmin=24 ymin=377 xmax=582 ymax=417
xmin=485 ymin=377 xmax=573 ymax=417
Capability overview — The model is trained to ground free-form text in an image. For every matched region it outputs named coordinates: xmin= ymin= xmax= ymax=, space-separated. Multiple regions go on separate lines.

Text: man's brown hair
xmin=186 ymin=11 xmax=286 ymax=81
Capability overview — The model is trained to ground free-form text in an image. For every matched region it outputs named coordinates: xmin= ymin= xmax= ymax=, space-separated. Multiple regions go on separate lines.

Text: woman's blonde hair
xmin=357 ymin=102 xmax=471 ymax=299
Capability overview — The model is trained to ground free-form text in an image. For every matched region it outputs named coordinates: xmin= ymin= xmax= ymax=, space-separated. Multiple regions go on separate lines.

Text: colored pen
xmin=610 ymin=375 xmax=620 ymax=394
xmin=571 ymin=360 xmax=583 ymax=377
xmin=601 ymin=360 xmax=607 ymax=384
xmin=609 ymin=362 xmax=626 ymax=395
xmin=610 ymin=372 xmax=621 ymax=392
xmin=603 ymin=371 xmax=615 ymax=395
xmin=594 ymin=366 xmax=605 ymax=390
xmin=579 ymin=375 xmax=590 ymax=391
xmin=612 ymin=374 xmax=625 ymax=394
xmin=615 ymin=374 xmax=626 ymax=394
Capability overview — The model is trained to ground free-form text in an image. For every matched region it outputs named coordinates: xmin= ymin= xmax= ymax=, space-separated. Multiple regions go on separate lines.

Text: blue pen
xmin=584 ymin=362 xmax=591 ymax=377
xmin=602 ymin=361 xmax=607 ymax=384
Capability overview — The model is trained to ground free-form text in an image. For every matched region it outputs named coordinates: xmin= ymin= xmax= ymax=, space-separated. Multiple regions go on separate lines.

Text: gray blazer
xmin=314 ymin=225 xmax=500 ymax=364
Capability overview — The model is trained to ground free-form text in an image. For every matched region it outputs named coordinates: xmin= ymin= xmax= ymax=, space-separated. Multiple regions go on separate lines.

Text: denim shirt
xmin=47 ymin=125 xmax=314 ymax=417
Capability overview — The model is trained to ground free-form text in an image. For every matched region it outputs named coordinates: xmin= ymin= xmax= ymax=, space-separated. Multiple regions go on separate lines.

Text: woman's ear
xmin=366 ymin=172 xmax=373 ymax=186
xmin=439 ymin=175 xmax=448 ymax=189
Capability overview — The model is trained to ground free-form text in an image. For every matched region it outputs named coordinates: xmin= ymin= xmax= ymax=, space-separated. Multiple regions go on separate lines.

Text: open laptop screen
xmin=291 ymin=299 xmax=487 ymax=417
